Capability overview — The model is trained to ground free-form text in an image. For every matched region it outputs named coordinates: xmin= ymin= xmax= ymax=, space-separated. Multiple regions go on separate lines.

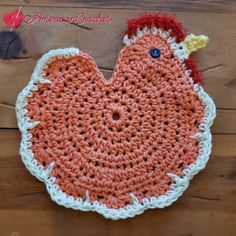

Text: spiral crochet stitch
xmin=16 ymin=14 xmax=216 ymax=219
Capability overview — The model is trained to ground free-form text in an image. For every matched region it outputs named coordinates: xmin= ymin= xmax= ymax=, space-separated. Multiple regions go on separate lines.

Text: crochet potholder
xmin=16 ymin=14 xmax=216 ymax=219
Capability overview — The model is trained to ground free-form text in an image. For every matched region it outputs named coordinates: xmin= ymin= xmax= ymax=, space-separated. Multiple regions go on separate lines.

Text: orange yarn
xmin=25 ymin=34 xmax=205 ymax=209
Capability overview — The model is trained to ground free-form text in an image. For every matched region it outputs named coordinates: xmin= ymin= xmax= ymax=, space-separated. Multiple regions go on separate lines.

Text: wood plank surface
xmin=1 ymin=0 xmax=236 ymax=13
xmin=0 ymin=1 xmax=235 ymax=235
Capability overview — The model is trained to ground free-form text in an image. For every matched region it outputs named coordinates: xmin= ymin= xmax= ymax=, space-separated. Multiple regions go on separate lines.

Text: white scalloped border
xmin=16 ymin=47 xmax=216 ymax=220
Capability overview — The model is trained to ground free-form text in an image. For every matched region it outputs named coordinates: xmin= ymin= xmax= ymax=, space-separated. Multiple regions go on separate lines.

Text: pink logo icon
xmin=3 ymin=8 xmax=24 ymax=30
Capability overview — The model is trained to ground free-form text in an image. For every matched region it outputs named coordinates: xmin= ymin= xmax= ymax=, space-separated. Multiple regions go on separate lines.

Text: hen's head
xmin=121 ymin=14 xmax=208 ymax=83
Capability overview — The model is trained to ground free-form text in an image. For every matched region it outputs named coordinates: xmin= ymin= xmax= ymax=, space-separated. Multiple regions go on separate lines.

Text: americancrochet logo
xmin=2 ymin=6 xmax=112 ymax=30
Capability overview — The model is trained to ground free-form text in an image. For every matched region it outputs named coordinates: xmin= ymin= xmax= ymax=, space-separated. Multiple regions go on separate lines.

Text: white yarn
xmin=15 ymin=47 xmax=216 ymax=220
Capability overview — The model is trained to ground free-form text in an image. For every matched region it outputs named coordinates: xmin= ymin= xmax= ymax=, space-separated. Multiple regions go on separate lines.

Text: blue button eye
xmin=150 ymin=48 xmax=161 ymax=58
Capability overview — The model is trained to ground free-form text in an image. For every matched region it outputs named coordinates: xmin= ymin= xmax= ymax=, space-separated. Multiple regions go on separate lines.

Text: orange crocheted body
xmin=25 ymin=33 xmax=205 ymax=209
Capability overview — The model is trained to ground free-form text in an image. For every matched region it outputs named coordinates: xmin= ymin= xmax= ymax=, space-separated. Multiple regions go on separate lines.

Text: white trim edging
xmin=16 ymin=47 xmax=216 ymax=220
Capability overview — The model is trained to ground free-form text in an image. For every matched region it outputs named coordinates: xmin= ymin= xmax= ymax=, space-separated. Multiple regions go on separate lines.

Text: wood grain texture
xmin=1 ymin=0 xmax=236 ymax=12
xmin=0 ymin=130 xmax=236 ymax=236
xmin=0 ymin=2 xmax=236 ymax=235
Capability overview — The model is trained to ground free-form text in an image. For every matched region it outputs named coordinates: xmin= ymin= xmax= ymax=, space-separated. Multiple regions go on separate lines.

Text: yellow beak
xmin=184 ymin=34 xmax=209 ymax=54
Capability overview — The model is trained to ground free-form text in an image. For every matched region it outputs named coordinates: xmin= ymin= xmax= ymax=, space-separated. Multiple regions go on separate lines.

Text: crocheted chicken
xmin=16 ymin=14 xmax=216 ymax=219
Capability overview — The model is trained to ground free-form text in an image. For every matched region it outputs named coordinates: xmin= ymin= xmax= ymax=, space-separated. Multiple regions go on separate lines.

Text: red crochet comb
xmin=125 ymin=13 xmax=186 ymax=43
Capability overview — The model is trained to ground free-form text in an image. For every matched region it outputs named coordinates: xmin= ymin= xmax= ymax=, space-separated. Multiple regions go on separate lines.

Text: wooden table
xmin=0 ymin=1 xmax=236 ymax=235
